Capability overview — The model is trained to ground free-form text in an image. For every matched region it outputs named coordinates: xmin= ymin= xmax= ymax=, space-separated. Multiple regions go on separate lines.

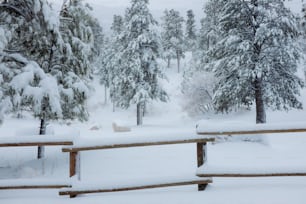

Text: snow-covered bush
xmin=181 ymin=70 xmax=216 ymax=117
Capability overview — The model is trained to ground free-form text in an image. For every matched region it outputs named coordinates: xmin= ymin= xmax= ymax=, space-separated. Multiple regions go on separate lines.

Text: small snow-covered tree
xmin=198 ymin=0 xmax=224 ymax=52
xmin=185 ymin=9 xmax=197 ymax=51
xmin=60 ymin=0 xmax=98 ymax=121
xmin=208 ymin=0 xmax=303 ymax=124
xmin=97 ymin=15 xmax=125 ymax=107
xmin=111 ymin=15 xmax=124 ymax=35
xmin=115 ymin=0 xmax=168 ymax=125
xmin=161 ymin=9 xmax=185 ymax=72
xmin=192 ymin=0 xmax=224 ymax=71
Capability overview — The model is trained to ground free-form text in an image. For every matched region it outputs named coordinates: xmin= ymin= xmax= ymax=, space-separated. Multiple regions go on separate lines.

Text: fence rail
xmin=196 ymin=124 xmax=306 ymax=178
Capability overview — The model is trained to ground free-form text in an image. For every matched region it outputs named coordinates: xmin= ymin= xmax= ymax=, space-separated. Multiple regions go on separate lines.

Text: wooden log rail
xmin=0 ymin=136 xmax=74 ymax=147
xmin=0 ymin=179 xmax=72 ymax=190
xmin=63 ymin=137 xmax=214 ymax=178
xmin=0 ymin=184 xmax=72 ymax=190
xmin=197 ymin=127 xmax=306 ymax=136
xmin=61 ymin=136 xmax=215 ymax=197
xmin=197 ymin=172 xmax=306 ymax=177
xmin=196 ymin=126 xmax=306 ymax=178
xmin=0 ymin=136 xmax=74 ymax=191
xmin=59 ymin=178 xmax=213 ymax=198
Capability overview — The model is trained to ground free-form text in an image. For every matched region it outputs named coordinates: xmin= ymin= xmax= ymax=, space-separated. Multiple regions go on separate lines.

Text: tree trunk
xmin=252 ymin=0 xmax=264 ymax=124
xmin=104 ymin=85 xmax=108 ymax=105
xmin=137 ymin=102 xmax=143 ymax=126
xmin=167 ymin=58 xmax=171 ymax=68
xmin=113 ymin=101 xmax=116 ymax=112
xmin=143 ymin=101 xmax=146 ymax=117
xmin=254 ymin=77 xmax=266 ymax=124
xmin=37 ymin=118 xmax=46 ymax=159
xmin=177 ymin=53 xmax=180 ymax=73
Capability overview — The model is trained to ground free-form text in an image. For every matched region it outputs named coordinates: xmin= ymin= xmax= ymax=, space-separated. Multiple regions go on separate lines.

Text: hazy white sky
xmin=85 ymin=0 xmax=206 ymax=32
xmin=50 ymin=0 xmax=302 ymax=33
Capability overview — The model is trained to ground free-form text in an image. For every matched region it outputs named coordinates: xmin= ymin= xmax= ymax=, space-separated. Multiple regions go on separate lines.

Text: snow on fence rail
xmin=196 ymin=121 xmax=306 ymax=135
xmin=196 ymin=121 xmax=306 ymax=178
xmin=62 ymin=134 xmax=214 ymax=178
xmin=0 ymin=135 xmax=74 ymax=147
xmin=59 ymin=177 xmax=213 ymax=197
xmin=3 ymin=122 xmax=306 ymax=197
xmin=60 ymin=134 xmax=215 ymax=198
xmin=0 ymin=179 xmax=71 ymax=190
xmin=0 ymin=135 xmax=74 ymax=190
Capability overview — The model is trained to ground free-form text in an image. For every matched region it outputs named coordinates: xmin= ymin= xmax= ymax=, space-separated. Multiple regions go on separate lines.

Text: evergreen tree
xmin=97 ymin=15 xmax=124 ymax=107
xmin=161 ymin=9 xmax=185 ymax=72
xmin=192 ymin=0 xmax=225 ymax=72
xmin=208 ymin=0 xmax=303 ymax=123
xmin=300 ymin=3 xmax=306 ymax=79
xmin=198 ymin=0 xmax=224 ymax=52
xmin=111 ymin=15 xmax=124 ymax=35
xmin=0 ymin=0 xmax=65 ymax=158
xmin=0 ymin=0 xmax=98 ymax=157
xmin=59 ymin=0 xmax=97 ymax=121
xmin=115 ymin=0 xmax=168 ymax=125
xmin=185 ymin=9 xmax=197 ymax=51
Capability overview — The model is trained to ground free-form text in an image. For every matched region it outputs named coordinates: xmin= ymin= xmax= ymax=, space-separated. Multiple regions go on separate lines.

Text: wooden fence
xmin=196 ymin=126 xmax=306 ymax=178
xmin=0 ymin=135 xmax=73 ymax=190
xmin=2 ymin=124 xmax=306 ymax=198
xmin=59 ymin=135 xmax=215 ymax=197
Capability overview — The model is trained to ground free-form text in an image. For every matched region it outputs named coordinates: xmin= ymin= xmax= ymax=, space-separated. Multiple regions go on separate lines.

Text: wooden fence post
xmin=69 ymin=151 xmax=80 ymax=198
xmin=69 ymin=151 xmax=80 ymax=179
xmin=197 ymin=142 xmax=207 ymax=191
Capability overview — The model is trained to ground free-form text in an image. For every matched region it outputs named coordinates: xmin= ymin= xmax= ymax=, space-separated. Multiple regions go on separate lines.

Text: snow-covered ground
xmin=1 ymin=1 xmax=306 ymax=203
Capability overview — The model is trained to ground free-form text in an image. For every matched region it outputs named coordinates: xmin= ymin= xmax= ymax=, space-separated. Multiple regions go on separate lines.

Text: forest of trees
xmin=0 ymin=0 xmax=305 ymax=139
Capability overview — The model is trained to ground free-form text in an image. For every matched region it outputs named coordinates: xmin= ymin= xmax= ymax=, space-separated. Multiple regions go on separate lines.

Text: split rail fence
xmin=59 ymin=136 xmax=215 ymax=197
xmin=196 ymin=126 xmax=306 ymax=178
xmin=1 ymin=123 xmax=306 ymax=198
xmin=0 ymin=135 xmax=73 ymax=190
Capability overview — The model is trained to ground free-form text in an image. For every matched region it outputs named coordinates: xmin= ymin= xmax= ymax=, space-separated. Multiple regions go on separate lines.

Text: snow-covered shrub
xmin=181 ymin=70 xmax=216 ymax=117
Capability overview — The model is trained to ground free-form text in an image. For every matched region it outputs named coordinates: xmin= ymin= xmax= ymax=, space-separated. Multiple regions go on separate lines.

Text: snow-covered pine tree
xmin=0 ymin=0 xmax=67 ymax=158
xmin=116 ymin=0 xmax=168 ymax=125
xmin=185 ymin=9 xmax=197 ymax=51
xmin=191 ymin=0 xmax=225 ymax=72
xmin=198 ymin=0 xmax=224 ymax=53
xmin=161 ymin=9 xmax=185 ymax=72
xmin=111 ymin=15 xmax=124 ymax=35
xmin=97 ymin=14 xmax=124 ymax=107
xmin=208 ymin=0 xmax=303 ymax=124
xmin=0 ymin=0 xmax=98 ymax=158
xmin=300 ymin=3 xmax=306 ymax=79
xmin=60 ymin=0 xmax=98 ymax=121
